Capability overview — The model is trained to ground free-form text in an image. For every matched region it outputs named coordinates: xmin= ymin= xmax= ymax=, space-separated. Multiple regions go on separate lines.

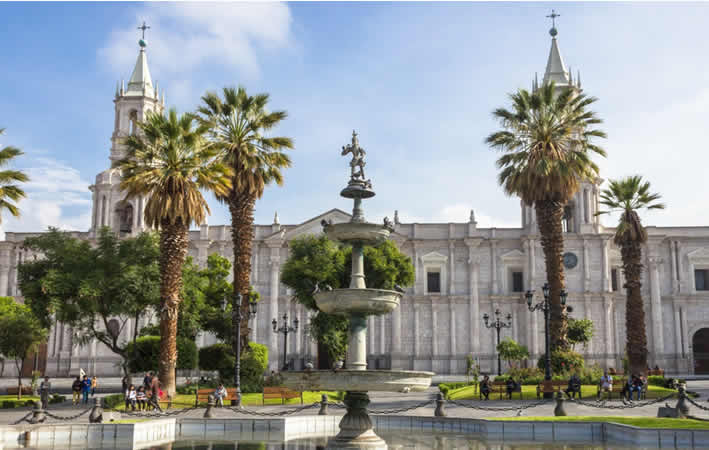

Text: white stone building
xmin=2 ymin=31 xmax=709 ymax=377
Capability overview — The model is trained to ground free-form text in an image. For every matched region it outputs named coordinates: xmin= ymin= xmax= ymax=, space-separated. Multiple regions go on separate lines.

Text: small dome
xmin=549 ymin=27 xmax=558 ymax=37
xmin=139 ymin=39 xmax=147 ymax=48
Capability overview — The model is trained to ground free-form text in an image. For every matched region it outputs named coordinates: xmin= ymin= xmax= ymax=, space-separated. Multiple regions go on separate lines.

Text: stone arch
xmin=114 ymin=200 xmax=134 ymax=234
xmin=562 ymin=201 xmax=576 ymax=233
xmin=128 ymin=110 xmax=138 ymax=135
xmin=692 ymin=327 xmax=709 ymax=374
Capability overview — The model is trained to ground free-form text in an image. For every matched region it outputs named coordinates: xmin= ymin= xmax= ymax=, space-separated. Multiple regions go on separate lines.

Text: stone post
xmin=319 ymin=393 xmax=328 ymax=415
xmin=434 ymin=393 xmax=446 ymax=417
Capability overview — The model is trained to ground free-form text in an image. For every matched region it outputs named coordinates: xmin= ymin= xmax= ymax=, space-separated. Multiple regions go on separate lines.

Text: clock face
xmin=563 ymin=252 xmax=578 ymax=269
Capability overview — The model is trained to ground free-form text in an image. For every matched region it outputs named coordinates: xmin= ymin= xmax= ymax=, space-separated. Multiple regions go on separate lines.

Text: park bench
xmin=479 ymin=381 xmax=521 ymax=400
xmin=195 ymin=388 xmax=239 ymax=406
xmin=648 ymin=369 xmax=664 ymax=376
xmin=535 ymin=380 xmax=566 ymax=398
xmin=262 ymin=386 xmax=303 ymax=405
xmin=597 ymin=378 xmax=627 ymax=400
xmin=6 ymin=386 xmax=33 ymax=396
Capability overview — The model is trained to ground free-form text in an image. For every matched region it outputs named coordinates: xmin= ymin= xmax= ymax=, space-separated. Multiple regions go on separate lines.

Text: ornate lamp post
xmin=272 ymin=314 xmax=299 ymax=371
xmin=525 ymin=283 xmax=567 ymax=399
xmin=226 ymin=293 xmax=258 ymax=407
xmin=483 ymin=309 xmax=512 ymax=375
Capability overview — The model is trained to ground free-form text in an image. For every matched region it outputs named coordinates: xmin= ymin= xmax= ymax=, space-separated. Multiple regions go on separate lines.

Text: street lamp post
xmin=483 ymin=309 xmax=512 ymax=375
xmin=272 ymin=314 xmax=299 ymax=371
xmin=525 ymin=283 xmax=567 ymax=399
xmin=228 ymin=292 xmax=258 ymax=407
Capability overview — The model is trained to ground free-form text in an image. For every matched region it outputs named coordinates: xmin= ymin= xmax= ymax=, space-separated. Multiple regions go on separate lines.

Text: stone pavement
xmin=2 ymin=381 xmax=709 ymax=425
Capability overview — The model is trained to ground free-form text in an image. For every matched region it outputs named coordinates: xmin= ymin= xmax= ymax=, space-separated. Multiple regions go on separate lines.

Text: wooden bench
xmin=536 ymin=380 xmax=567 ymax=398
xmin=597 ymin=378 xmax=627 ymax=400
xmin=195 ymin=388 xmax=239 ymax=406
xmin=6 ymin=386 xmax=33 ymax=396
xmin=478 ymin=381 xmax=521 ymax=400
xmin=648 ymin=369 xmax=664 ymax=376
xmin=262 ymin=386 xmax=303 ymax=405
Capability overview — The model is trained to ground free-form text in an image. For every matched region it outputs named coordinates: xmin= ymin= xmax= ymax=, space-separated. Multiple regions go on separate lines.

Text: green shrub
xmin=537 ymin=350 xmax=585 ymax=374
xmin=439 ymin=381 xmax=475 ymax=398
xmin=1 ymin=400 xmax=15 ymax=409
xmin=198 ymin=342 xmax=268 ymax=392
xmin=103 ymin=394 xmax=124 ymax=409
xmin=647 ymin=375 xmax=666 ymax=387
xmin=125 ymin=335 xmax=198 ymax=372
xmin=24 ymin=400 xmax=34 ymax=407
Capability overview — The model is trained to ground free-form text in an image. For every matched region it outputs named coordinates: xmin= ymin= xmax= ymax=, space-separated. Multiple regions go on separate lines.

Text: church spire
xmin=125 ymin=25 xmax=154 ymax=98
xmin=542 ymin=10 xmax=571 ymax=85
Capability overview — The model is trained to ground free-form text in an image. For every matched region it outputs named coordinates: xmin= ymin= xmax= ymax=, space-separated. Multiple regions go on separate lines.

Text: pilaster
xmin=647 ymin=255 xmax=664 ymax=355
xmin=465 ymin=238 xmax=482 ymax=354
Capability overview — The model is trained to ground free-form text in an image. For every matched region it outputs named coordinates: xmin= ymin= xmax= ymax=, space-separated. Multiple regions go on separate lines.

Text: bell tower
xmin=89 ymin=28 xmax=164 ymax=237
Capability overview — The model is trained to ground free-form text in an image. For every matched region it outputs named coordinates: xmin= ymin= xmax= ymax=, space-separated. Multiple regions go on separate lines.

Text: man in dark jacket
xmin=565 ymin=372 xmax=582 ymax=399
xmin=72 ymin=376 xmax=82 ymax=406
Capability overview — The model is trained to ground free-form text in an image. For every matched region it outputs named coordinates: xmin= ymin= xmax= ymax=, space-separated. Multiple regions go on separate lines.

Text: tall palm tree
xmin=197 ymin=86 xmax=293 ymax=357
xmin=114 ymin=109 xmax=232 ymax=396
xmin=597 ymin=176 xmax=665 ymax=376
xmin=0 ymin=128 xmax=29 ymax=222
xmin=486 ymin=82 xmax=606 ymax=351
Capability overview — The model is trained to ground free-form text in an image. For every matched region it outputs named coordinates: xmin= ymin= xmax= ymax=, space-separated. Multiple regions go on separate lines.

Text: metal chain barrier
xmin=447 ymin=398 xmax=552 ymax=412
xmin=326 ymin=402 xmax=348 ymax=409
xmin=570 ymin=392 xmax=677 ymax=410
xmin=11 ymin=412 xmax=34 ymax=425
xmin=228 ymin=402 xmax=321 ymax=417
xmin=43 ymin=408 xmax=93 ymax=421
xmin=685 ymin=395 xmax=709 ymax=412
xmin=107 ymin=405 xmax=203 ymax=417
xmin=367 ymin=399 xmax=436 ymax=415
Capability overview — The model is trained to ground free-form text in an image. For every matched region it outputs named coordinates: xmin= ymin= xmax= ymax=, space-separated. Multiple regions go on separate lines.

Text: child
xmin=127 ymin=385 xmax=137 ymax=411
xmin=136 ymin=386 xmax=147 ymax=410
xmin=214 ymin=384 xmax=227 ymax=407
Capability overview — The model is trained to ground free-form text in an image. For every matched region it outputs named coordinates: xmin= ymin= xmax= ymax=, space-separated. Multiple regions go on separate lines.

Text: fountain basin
xmin=315 ymin=289 xmax=402 ymax=316
xmin=324 ymin=222 xmax=390 ymax=245
xmin=279 ymin=369 xmax=434 ymax=392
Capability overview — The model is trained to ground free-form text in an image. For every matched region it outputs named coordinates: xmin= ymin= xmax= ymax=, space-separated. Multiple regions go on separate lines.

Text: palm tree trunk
xmin=158 ymin=219 xmax=189 ymax=398
xmin=229 ymin=190 xmax=256 ymax=356
xmin=535 ymin=199 xmax=569 ymax=352
xmin=621 ymin=240 xmax=648 ymax=376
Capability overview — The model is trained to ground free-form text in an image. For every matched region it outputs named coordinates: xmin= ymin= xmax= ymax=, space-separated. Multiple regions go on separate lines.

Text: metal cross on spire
xmin=138 ymin=21 xmax=150 ymax=40
xmin=546 ymin=9 xmax=560 ymax=28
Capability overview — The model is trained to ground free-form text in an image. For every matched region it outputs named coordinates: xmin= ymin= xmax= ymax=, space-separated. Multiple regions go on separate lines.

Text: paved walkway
xmin=2 ymin=382 xmax=708 ymax=425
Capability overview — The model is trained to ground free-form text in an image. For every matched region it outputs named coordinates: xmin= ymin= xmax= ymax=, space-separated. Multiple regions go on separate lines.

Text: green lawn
xmin=447 ymin=384 xmax=677 ymax=401
xmin=110 ymin=390 xmax=343 ymax=411
xmin=0 ymin=395 xmax=40 ymax=408
xmin=497 ymin=416 xmax=709 ymax=430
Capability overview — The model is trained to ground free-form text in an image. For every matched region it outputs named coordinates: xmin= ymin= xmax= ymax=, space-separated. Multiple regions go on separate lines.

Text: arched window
xmin=562 ymin=203 xmax=575 ymax=233
xmin=115 ymin=201 xmax=134 ymax=234
xmin=128 ymin=110 xmax=138 ymax=135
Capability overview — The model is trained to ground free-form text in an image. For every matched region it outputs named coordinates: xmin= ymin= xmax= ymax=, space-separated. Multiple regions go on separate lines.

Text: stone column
xmin=413 ymin=302 xmax=420 ymax=369
xmin=379 ymin=315 xmax=386 ymax=355
xmin=490 ymin=238 xmax=498 ymax=295
xmin=584 ymin=188 xmax=591 ymax=223
xmin=602 ymin=239 xmax=611 ymax=292
xmin=268 ymin=245 xmax=281 ymax=370
xmin=465 ymin=239 xmax=481 ymax=354
xmin=603 ymin=295 xmax=614 ymax=366
xmin=449 ymin=241 xmax=455 ymax=295
xmin=577 ymin=191 xmax=585 ymax=226
xmin=252 ymin=243 xmax=259 ymax=284
xmin=431 ymin=299 xmax=438 ymax=371
xmin=0 ymin=246 xmax=11 ymax=297
xmin=583 ymin=239 xmax=591 ymax=292
xmin=583 ymin=294 xmax=593 ymax=354
xmin=670 ymin=240 xmax=679 ymax=294
xmin=449 ymin=296 xmax=456 ymax=373
xmin=648 ymin=256 xmax=664 ymax=356
xmin=676 ymin=242 xmax=684 ymax=292
xmin=673 ymin=301 xmax=683 ymax=358
xmin=413 ymin=241 xmax=422 ymax=295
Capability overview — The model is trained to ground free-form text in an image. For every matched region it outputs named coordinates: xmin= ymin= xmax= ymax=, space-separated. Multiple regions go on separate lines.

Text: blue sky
xmin=1 ymin=2 xmax=709 ymax=233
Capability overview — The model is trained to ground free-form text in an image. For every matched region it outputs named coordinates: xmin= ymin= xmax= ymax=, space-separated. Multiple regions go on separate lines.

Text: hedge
xmin=198 ymin=342 xmax=268 ymax=393
xmin=125 ymin=335 xmax=198 ymax=372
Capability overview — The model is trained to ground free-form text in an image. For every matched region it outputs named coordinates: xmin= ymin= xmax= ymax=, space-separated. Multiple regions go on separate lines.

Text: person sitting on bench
xmin=505 ymin=378 xmax=517 ymax=400
xmin=597 ymin=371 xmax=613 ymax=401
xmin=565 ymin=372 xmax=582 ymax=399
xmin=631 ymin=374 xmax=644 ymax=401
xmin=480 ymin=375 xmax=491 ymax=401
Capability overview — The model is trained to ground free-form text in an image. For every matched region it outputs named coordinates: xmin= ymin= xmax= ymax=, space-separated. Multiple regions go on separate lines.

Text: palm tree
xmin=114 ymin=109 xmax=232 ymax=396
xmin=197 ymin=86 xmax=293 ymax=356
xmin=597 ymin=176 xmax=665 ymax=376
xmin=486 ymin=82 xmax=606 ymax=351
xmin=0 ymin=128 xmax=29 ymax=222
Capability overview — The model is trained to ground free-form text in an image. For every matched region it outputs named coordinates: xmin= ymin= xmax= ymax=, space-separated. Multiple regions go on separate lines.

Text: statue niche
xmin=114 ymin=201 xmax=134 ymax=234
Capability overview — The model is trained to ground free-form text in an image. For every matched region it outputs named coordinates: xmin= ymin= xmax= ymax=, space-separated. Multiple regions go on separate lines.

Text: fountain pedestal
xmin=282 ymin=132 xmax=434 ymax=449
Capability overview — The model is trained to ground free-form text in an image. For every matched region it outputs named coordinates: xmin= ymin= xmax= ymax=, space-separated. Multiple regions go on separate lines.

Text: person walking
xmin=81 ymin=375 xmax=91 ymax=404
xmin=72 ymin=376 xmax=82 ymax=406
xmin=91 ymin=376 xmax=98 ymax=397
xmin=149 ymin=374 xmax=162 ymax=411
xmin=39 ymin=377 xmax=51 ymax=409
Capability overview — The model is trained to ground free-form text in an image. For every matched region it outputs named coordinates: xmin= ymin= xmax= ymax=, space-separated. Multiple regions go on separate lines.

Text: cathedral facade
xmin=1 ymin=32 xmax=709 ymax=377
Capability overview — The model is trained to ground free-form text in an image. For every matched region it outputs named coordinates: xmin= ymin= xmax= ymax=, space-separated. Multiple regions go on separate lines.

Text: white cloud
xmin=1 ymin=157 xmax=93 ymax=234
xmin=98 ymin=2 xmax=293 ymax=80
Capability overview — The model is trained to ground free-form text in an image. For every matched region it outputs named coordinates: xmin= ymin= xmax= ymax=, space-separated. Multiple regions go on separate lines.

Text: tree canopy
xmin=0 ymin=296 xmax=47 ymax=399
xmin=567 ymin=318 xmax=594 ymax=352
xmin=496 ymin=338 xmax=529 ymax=369
xmin=281 ymin=235 xmax=414 ymax=363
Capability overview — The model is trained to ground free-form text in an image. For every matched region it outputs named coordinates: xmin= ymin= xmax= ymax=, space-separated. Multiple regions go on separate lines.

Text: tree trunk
xmin=535 ymin=199 xmax=569 ymax=352
xmin=158 ymin=220 xmax=189 ymax=398
xmin=621 ymin=239 xmax=648 ymax=376
xmin=228 ymin=191 xmax=256 ymax=357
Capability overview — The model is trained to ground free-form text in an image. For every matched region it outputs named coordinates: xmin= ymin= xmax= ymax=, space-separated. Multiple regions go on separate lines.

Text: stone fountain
xmin=281 ymin=131 xmax=434 ymax=449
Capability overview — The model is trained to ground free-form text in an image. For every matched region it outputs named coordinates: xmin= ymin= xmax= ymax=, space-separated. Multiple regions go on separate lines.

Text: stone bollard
xmin=554 ymin=392 xmax=567 ymax=416
xmin=29 ymin=401 xmax=46 ymax=424
xmin=319 ymin=394 xmax=328 ymax=415
xmin=203 ymin=394 xmax=215 ymax=418
xmin=676 ymin=385 xmax=690 ymax=419
xmin=89 ymin=397 xmax=103 ymax=423
xmin=434 ymin=393 xmax=446 ymax=417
